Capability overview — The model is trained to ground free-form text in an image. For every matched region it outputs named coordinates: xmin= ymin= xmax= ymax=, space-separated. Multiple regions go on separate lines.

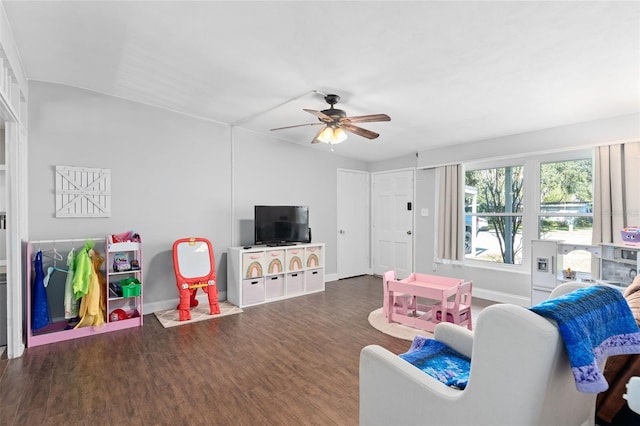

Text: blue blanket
xmin=399 ymin=335 xmax=470 ymax=389
xmin=530 ymin=285 xmax=640 ymax=393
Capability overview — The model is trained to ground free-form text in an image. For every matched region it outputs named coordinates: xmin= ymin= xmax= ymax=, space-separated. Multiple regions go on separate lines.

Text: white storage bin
xmin=265 ymin=275 xmax=284 ymax=299
xmin=305 ymin=268 xmax=324 ymax=292
xmin=242 ymin=277 xmax=265 ymax=305
xmin=286 ymin=272 xmax=304 ymax=295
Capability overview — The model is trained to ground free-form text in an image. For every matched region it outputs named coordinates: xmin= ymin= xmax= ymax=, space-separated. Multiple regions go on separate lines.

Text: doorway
xmin=0 ymin=120 xmax=5 ymax=352
xmin=337 ymin=169 xmax=370 ymax=279
xmin=372 ymin=169 xmax=414 ymax=279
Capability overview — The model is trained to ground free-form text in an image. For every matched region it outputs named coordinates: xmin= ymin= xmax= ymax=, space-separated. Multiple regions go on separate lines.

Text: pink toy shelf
xmin=27 ymin=235 xmax=143 ymax=348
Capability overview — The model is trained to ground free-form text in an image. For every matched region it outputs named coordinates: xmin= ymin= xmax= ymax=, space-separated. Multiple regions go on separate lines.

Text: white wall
xmin=28 ymin=82 xmax=232 ymax=307
xmin=27 ymin=81 xmax=368 ymax=311
xmin=369 ymin=152 xmax=416 ymax=172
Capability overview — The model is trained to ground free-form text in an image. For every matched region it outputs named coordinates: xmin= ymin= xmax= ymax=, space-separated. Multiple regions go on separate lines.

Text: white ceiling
xmin=3 ymin=1 xmax=639 ymax=162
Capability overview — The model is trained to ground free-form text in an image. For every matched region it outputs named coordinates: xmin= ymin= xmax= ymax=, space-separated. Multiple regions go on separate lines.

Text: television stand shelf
xmin=227 ymin=243 xmax=324 ymax=308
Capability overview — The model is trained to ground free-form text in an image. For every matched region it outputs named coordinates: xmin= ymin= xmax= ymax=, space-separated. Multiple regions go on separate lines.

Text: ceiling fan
xmin=270 ymin=94 xmax=391 ymax=145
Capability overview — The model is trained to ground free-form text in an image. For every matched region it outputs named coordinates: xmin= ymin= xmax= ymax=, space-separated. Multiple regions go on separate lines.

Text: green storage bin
xmin=120 ymin=278 xmax=141 ymax=298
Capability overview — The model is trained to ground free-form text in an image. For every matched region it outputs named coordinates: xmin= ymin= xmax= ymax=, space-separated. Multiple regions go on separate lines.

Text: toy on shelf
xmin=112 ymin=252 xmax=131 ymax=272
xmin=109 ymin=309 xmax=128 ymax=322
xmin=563 ymin=268 xmax=577 ymax=280
xmin=110 ymin=230 xmax=141 ymax=244
xmin=109 ymin=308 xmax=141 ymax=322
xmin=622 ymin=227 xmax=640 ymax=245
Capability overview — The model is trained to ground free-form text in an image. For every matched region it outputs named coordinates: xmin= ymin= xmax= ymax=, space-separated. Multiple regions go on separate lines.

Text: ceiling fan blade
xmin=303 ymin=108 xmax=333 ymax=122
xmin=311 ymin=126 xmax=327 ymax=144
xmin=270 ymin=122 xmax=324 ymax=131
xmin=342 ymin=113 xmax=391 ymax=124
xmin=341 ymin=123 xmax=380 ymax=139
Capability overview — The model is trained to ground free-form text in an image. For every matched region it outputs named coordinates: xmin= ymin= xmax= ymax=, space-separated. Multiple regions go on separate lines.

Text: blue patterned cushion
xmin=399 ymin=336 xmax=470 ymax=389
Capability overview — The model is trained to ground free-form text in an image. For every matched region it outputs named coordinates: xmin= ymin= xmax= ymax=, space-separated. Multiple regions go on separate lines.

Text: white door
xmin=337 ymin=169 xmax=370 ymax=279
xmin=373 ymin=170 xmax=414 ymax=278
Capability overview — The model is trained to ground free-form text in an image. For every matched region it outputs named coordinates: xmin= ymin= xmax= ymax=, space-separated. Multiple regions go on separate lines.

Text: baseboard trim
xmin=325 ymin=273 xmax=338 ymax=282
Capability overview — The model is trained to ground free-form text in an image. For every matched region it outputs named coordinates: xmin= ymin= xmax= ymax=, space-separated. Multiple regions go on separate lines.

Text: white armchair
xmin=360 ymin=282 xmax=598 ymax=426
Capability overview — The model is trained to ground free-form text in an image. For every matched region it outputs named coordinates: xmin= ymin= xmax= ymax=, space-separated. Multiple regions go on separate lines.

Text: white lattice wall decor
xmin=55 ymin=166 xmax=111 ymax=217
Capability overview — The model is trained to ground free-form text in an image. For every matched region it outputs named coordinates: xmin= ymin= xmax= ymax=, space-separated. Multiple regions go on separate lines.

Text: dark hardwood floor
xmin=0 ymin=275 xmax=410 ymax=425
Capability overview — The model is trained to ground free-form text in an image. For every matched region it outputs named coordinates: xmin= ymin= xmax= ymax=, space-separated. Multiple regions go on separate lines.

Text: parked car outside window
xmin=465 ymin=215 xmax=489 ymax=254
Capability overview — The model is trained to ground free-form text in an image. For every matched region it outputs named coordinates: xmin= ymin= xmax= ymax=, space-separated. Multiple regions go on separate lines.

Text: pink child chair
xmin=172 ymin=237 xmax=220 ymax=321
xmin=433 ymin=280 xmax=473 ymax=330
xmin=382 ymin=270 xmax=417 ymax=318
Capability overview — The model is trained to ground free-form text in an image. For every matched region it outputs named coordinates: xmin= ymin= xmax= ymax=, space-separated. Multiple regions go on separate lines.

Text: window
xmin=538 ymin=158 xmax=593 ymax=274
xmin=465 ymin=165 xmax=524 ymax=264
xmin=461 ymin=151 xmax=593 ymax=270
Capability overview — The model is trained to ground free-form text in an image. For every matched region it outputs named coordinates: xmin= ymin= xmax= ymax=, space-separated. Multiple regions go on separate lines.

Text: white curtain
xmin=593 ymin=141 xmax=640 ymax=246
xmin=435 ymin=164 xmax=463 ymax=262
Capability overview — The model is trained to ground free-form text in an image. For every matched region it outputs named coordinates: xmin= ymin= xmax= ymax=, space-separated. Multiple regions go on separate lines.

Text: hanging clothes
xmin=94 ymin=248 xmax=107 ymax=323
xmin=75 ymin=247 xmax=106 ymax=329
xmin=64 ymin=248 xmax=78 ymax=319
xmin=32 ymin=251 xmax=50 ymax=331
xmin=72 ymin=241 xmax=94 ymax=299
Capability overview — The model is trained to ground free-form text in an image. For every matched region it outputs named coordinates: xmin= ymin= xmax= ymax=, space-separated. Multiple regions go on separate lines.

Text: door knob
xmin=339 ymin=229 xmax=345 ymax=234
xmin=407 ymin=230 xmax=412 ymax=235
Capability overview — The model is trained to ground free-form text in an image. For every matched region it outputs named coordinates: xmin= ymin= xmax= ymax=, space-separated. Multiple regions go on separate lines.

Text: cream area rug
xmin=154 ymin=301 xmax=243 ymax=328
xmin=368 ymin=308 xmax=433 ymax=341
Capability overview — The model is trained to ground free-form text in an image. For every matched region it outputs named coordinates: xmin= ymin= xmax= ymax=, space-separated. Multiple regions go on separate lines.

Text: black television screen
xmin=254 ymin=205 xmax=310 ymax=245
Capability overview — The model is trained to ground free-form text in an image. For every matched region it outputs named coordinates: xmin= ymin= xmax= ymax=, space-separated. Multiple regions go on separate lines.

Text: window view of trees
xmin=464 ymin=157 xmax=592 ymax=266
xmin=539 ymin=159 xmax=593 ymax=237
xmin=465 ymin=165 xmax=524 ymax=264
xmin=539 ymin=159 xmax=593 ymax=273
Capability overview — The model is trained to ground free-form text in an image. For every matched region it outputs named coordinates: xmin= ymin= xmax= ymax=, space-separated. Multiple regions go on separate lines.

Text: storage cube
xmin=305 ymin=268 xmax=324 ymax=292
xmin=286 ymin=272 xmax=304 ymax=295
xmin=265 ymin=275 xmax=284 ymax=299
xmin=286 ymin=248 xmax=304 ymax=272
xmin=242 ymin=277 xmax=265 ymax=305
xmin=265 ymin=250 xmax=285 ymax=275
xmin=305 ymin=246 xmax=323 ymax=268
xmin=242 ymin=252 xmax=265 ymax=278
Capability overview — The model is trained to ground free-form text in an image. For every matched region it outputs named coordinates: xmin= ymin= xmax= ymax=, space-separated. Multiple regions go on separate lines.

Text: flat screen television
xmin=254 ymin=205 xmax=310 ymax=246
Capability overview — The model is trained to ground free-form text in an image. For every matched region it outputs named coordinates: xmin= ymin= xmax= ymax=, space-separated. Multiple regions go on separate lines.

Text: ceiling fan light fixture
xmin=271 ymin=93 xmax=389 ymax=146
xmin=317 ymin=126 xmax=347 ymax=144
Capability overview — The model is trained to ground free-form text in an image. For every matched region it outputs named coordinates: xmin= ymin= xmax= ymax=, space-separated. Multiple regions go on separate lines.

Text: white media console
xmin=227 ymin=243 xmax=325 ymax=308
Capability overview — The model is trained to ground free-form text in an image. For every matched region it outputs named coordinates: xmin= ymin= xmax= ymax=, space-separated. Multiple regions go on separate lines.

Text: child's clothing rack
xmin=26 ymin=236 xmax=143 ymax=347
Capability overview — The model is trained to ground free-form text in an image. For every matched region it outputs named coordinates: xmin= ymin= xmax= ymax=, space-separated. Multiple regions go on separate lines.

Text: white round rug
xmin=368 ymin=307 xmax=433 ymax=341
